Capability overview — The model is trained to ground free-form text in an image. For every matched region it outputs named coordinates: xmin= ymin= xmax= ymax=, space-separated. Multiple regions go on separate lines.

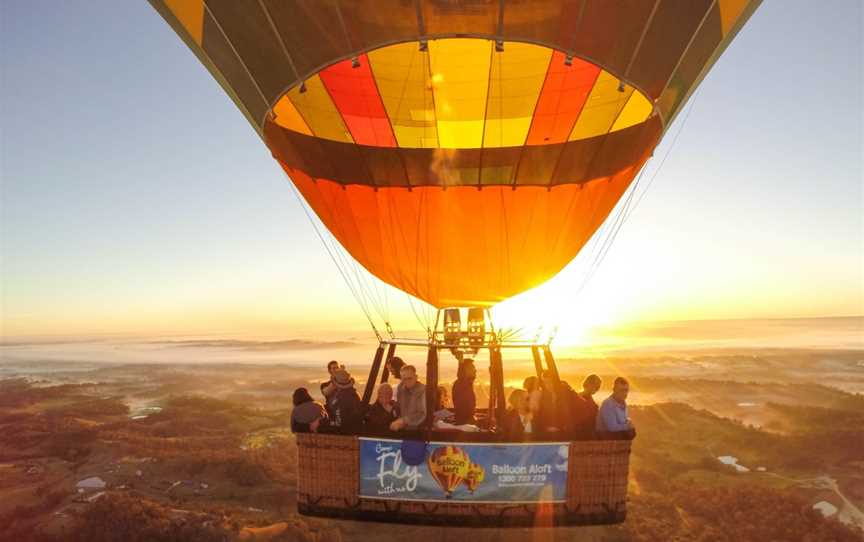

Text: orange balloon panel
xmin=281 ymin=154 xmax=648 ymax=308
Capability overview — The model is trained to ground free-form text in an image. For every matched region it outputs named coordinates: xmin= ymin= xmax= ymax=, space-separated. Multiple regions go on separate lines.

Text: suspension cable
xmin=282 ymin=173 xmax=382 ymax=340
xmin=625 ymin=87 xmax=703 ymax=224
xmin=586 ymin=87 xmax=703 ymax=287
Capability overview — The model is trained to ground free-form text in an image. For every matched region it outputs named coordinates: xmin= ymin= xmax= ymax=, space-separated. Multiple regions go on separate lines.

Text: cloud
xmin=617 ymin=316 xmax=864 ymax=341
xmin=149 ymin=339 xmax=358 ymax=352
xmin=0 ymin=338 xmax=111 ymax=347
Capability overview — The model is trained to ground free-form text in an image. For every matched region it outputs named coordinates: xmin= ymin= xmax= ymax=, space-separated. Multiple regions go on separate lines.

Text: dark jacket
xmin=365 ymin=401 xmax=400 ymax=433
xmin=327 ymin=387 xmax=363 ymax=433
xmin=571 ymin=393 xmax=599 ymax=439
xmin=536 ymin=385 xmax=574 ymax=434
xmin=320 ymin=380 xmax=337 ymax=415
xmin=501 ymin=409 xmax=530 ymax=440
xmin=452 ymin=378 xmax=476 ymax=425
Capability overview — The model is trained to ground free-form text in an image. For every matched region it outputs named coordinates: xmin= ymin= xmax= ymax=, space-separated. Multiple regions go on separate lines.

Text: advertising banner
xmin=358 ymin=438 xmax=569 ymax=503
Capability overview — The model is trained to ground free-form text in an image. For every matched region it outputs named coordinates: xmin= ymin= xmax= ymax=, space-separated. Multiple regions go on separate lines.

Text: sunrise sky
xmin=1 ymin=1 xmax=862 ymax=345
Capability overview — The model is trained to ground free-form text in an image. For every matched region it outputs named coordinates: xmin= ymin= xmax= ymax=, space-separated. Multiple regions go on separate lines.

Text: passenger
xmin=452 ymin=358 xmax=477 ymax=425
xmin=501 ymin=389 xmax=532 ymax=439
xmin=536 ymin=370 xmax=561 ymax=431
xmin=290 ymin=387 xmax=327 ymax=433
xmin=326 ymin=368 xmax=363 ymax=433
xmin=536 ymin=370 xmax=569 ymax=433
xmin=596 ymin=377 xmax=635 ymax=439
xmin=559 ymin=380 xmax=580 ymax=431
xmin=523 ymin=375 xmax=542 ymax=418
xmin=434 ymin=385 xmax=454 ymax=422
xmin=572 ymin=374 xmax=602 ymax=438
xmin=324 ymin=360 xmax=341 ymax=384
xmin=365 ymin=383 xmax=400 ymax=433
xmin=320 ymin=360 xmax=341 ymax=413
xmin=386 ymin=356 xmax=405 ymax=384
xmin=390 ymin=365 xmax=426 ymax=431
xmin=436 ymin=385 xmax=451 ymax=410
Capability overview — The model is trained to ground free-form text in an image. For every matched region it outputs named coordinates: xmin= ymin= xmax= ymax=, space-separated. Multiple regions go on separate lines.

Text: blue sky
xmin=1 ymin=0 xmax=861 ymax=340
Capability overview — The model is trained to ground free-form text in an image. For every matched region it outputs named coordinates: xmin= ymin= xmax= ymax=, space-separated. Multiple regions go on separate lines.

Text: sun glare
xmin=492 ymin=273 xmax=620 ymax=348
xmin=485 ymin=224 xmax=678 ymax=350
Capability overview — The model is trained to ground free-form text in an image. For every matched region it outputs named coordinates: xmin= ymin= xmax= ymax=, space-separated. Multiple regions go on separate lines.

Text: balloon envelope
xmin=151 ymin=0 xmax=761 ymax=307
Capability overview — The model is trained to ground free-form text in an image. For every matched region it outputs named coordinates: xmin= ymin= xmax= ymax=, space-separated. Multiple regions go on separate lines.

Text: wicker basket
xmin=295 ymin=433 xmax=360 ymax=510
xmin=296 ymin=434 xmax=630 ymax=527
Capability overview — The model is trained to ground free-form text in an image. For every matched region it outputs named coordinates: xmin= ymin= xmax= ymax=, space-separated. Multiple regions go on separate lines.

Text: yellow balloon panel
xmin=569 ymin=72 xmax=634 ymax=140
xmin=483 ymin=117 xmax=534 ymax=148
xmin=429 ymin=39 xmax=492 ymax=148
xmin=484 ymin=42 xmax=552 ymax=147
xmin=368 ymin=42 xmax=439 ymax=148
xmin=286 ymin=75 xmax=353 ymax=143
xmin=611 ymin=92 xmax=654 ymax=132
xmin=272 ymin=97 xmax=312 ymax=135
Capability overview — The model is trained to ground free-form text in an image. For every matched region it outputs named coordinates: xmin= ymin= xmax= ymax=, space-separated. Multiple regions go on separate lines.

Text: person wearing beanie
xmin=290 ymin=387 xmax=328 ymax=433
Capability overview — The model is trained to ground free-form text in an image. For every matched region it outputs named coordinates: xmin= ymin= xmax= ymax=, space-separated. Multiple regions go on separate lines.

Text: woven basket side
xmin=296 ymin=433 xmax=359 ymax=508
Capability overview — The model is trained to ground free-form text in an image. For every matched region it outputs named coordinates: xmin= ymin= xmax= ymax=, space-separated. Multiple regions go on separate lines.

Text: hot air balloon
xmin=427 ymin=445 xmax=471 ymax=498
xmin=150 ymin=0 xmax=762 ymax=527
xmin=463 ymin=462 xmax=485 ymax=494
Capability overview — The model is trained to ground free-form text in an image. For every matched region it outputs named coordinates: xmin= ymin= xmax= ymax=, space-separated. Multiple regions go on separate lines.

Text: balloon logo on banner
xmin=463 ymin=463 xmax=485 ymax=494
xmin=427 ymin=446 xmax=470 ymax=498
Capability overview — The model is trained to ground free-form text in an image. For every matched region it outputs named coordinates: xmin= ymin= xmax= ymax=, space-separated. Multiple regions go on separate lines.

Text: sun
xmin=491 ymin=271 xmax=620 ymax=349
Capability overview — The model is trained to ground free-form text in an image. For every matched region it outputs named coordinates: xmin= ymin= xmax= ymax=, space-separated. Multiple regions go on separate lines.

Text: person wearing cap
xmin=327 ymin=368 xmax=363 ymax=434
xmin=390 ymin=365 xmax=426 ymax=431
xmin=290 ymin=388 xmax=328 ymax=433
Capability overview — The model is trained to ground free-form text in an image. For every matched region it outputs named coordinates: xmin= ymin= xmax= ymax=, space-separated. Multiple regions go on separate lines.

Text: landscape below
xmin=0 ymin=348 xmax=862 ymax=541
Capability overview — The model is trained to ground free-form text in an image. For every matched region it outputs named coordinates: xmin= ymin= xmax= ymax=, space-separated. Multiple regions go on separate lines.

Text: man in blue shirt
xmin=596 ymin=377 xmax=635 ymax=439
